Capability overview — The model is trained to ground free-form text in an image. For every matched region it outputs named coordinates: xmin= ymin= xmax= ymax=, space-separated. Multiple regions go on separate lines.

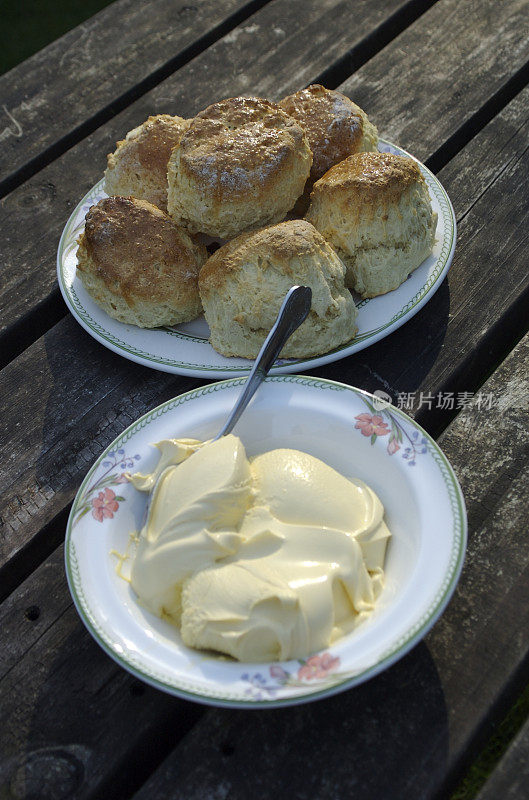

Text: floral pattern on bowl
xmin=72 ymin=448 xmax=141 ymax=526
xmin=65 ymin=376 xmax=467 ymax=708
xmin=355 ymin=396 xmax=428 ymax=465
xmin=241 ymin=652 xmax=343 ymax=700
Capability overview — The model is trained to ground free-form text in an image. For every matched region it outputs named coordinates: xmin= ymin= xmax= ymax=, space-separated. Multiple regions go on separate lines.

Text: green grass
xmin=0 ymin=0 xmax=115 ymax=76
xmin=451 ymin=681 xmax=529 ymax=799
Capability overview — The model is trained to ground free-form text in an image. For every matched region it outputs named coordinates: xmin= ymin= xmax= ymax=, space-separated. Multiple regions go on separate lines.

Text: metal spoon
xmin=212 ymin=284 xmax=312 ymax=440
xmin=137 ymin=286 xmax=311 ymax=521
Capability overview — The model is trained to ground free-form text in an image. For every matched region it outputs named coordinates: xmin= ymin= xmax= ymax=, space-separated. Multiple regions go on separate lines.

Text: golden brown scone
xmin=167 ymin=97 xmax=312 ymax=239
xmin=306 ymin=152 xmax=437 ymax=298
xmin=105 ymin=115 xmax=190 ymax=212
xmin=199 ymin=219 xmax=357 ymax=358
xmin=76 ymin=196 xmax=207 ymax=328
xmin=279 ymin=84 xmax=378 ymax=213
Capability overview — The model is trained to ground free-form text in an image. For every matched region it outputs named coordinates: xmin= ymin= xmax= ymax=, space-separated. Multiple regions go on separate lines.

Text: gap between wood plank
xmin=92 ymin=703 xmax=206 ymax=800
xmin=313 ymin=0 xmax=438 ymax=88
xmin=439 ymin=642 xmax=529 ymax=799
xmin=0 ymin=0 xmax=272 ymax=201
xmin=473 ymin=698 xmax=529 ymax=800
xmin=2 ymin=18 xmax=529 ymax=372
xmin=426 ymin=60 xmax=529 ymax=175
xmin=414 ymin=287 xmax=529 ymax=438
xmin=0 ymin=504 xmax=71 ymax=603
xmin=0 ymin=0 xmax=435 ymax=204
xmin=0 ymin=0 xmax=441 ymax=369
xmin=450 ymin=681 xmax=529 ymax=800
xmin=0 ymin=292 xmax=66 ymax=372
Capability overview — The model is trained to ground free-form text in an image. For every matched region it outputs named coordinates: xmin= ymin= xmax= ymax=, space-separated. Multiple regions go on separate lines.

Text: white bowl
xmin=65 ymin=376 xmax=466 ymax=708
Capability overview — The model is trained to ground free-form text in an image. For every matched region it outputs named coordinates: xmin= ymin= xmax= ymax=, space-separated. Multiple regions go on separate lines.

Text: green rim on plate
xmin=57 ymin=140 xmax=456 ymax=376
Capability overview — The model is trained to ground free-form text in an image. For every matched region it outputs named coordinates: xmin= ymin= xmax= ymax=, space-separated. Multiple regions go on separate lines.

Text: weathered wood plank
xmin=0 ymin=0 xmax=266 ymax=194
xmin=475 ymin=715 xmax=529 ymax=800
xmin=128 ymin=334 xmax=529 ymax=800
xmin=0 ymin=0 xmax=416 ymax=360
xmin=2 ymin=74 xmax=528 ymax=593
xmin=2 ymin=330 xmax=528 ymax=800
xmin=341 ymin=0 xmax=529 ymax=166
xmin=0 ymin=0 xmax=423 ymax=590
xmin=314 ymin=81 xmax=529 ymax=437
xmin=0 ymin=544 xmax=203 ymax=800
xmin=0 ymin=327 xmax=195 ymax=599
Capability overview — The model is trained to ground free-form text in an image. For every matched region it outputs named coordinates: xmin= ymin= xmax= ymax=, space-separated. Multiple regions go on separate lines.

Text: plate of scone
xmin=57 ymin=86 xmax=456 ymax=378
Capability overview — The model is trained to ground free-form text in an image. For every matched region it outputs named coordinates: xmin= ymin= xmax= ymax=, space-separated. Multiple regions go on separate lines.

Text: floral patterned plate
xmin=65 ymin=376 xmax=466 ymax=708
xmin=57 ymin=140 xmax=456 ymax=378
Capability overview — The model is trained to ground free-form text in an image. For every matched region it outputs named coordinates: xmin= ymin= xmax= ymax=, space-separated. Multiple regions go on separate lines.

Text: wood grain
xmin=2 ymin=76 xmax=528 ymax=593
xmin=126 ymin=335 xmax=528 ymax=799
xmin=0 ymin=545 xmax=203 ymax=800
xmin=341 ymin=0 xmax=529 ymax=165
xmin=475 ymin=716 xmax=529 ymax=800
xmin=0 ymin=0 xmax=412 ymax=360
xmin=2 ymin=331 xmax=527 ymax=800
xmin=0 ymin=0 xmax=264 ymax=194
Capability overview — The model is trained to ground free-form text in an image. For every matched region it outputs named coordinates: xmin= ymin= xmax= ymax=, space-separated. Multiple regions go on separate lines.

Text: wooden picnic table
xmin=1 ymin=0 xmax=528 ymax=797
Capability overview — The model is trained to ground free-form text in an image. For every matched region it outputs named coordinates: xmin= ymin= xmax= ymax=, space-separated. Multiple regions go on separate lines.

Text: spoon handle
xmin=214 ymin=285 xmax=312 ymax=440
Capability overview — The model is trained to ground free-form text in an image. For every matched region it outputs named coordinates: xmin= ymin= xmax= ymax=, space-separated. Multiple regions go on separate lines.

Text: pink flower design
xmin=354 ymin=413 xmax=390 ymax=437
xmin=269 ymin=664 xmax=289 ymax=684
xmin=297 ymin=652 xmax=340 ymax=681
xmin=387 ymin=437 xmax=400 ymax=455
xmin=92 ymin=488 xmax=119 ymax=522
xmin=115 ymin=472 xmax=130 ymax=484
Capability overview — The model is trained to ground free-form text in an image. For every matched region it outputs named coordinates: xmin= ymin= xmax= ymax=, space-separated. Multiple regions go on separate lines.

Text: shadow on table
xmin=33 ymin=316 xmax=192 ymax=509
xmin=33 ymin=277 xmax=450 ymax=520
xmin=11 ymin=638 xmax=447 ymax=798
xmin=135 ymin=642 xmax=449 ymax=799
xmin=312 ymin=278 xmax=451 ymax=401
xmin=23 ymin=278 xmax=450 ymax=798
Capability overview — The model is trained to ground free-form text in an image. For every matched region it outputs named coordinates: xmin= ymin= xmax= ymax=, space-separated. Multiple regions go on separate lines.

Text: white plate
xmin=65 ymin=376 xmax=466 ymax=708
xmin=57 ymin=140 xmax=456 ymax=378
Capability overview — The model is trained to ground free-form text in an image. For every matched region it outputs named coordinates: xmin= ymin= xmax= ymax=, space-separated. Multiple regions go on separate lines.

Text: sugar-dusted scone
xmin=105 ymin=115 xmax=189 ymax=212
xmin=199 ymin=219 xmax=357 ymax=358
xmin=279 ymin=84 xmax=378 ymax=200
xmin=76 ymin=196 xmax=207 ymax=328
xmin=306 ymin=152 xmax=437 ymax=298
xmin=167 ymin=97 xmax=312 ymax=239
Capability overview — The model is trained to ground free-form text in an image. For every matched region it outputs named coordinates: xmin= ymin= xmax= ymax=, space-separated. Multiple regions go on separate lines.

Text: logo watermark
xmin=372 ymin=389 xmax=495 ymax=412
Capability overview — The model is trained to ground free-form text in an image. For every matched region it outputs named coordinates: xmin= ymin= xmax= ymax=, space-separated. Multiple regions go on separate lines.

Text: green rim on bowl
xmin=65 ymin=375 xmax=466 ymax=708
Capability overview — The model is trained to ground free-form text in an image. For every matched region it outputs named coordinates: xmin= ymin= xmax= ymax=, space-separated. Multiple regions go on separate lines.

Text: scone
xmin=199 ymin=219 xmax=357 ymax=358
xmin=306 ymin=152 xmax=437 ymax=298
xmin=76 ymin=196 xmax=207 ymax=328
xmin=105 ymin=115 xmax=189 ymax=212
xmin=167 ymin=96 xmax=312 ymax=239
xmin=279 ymin=84 xmax=378 ymax=205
